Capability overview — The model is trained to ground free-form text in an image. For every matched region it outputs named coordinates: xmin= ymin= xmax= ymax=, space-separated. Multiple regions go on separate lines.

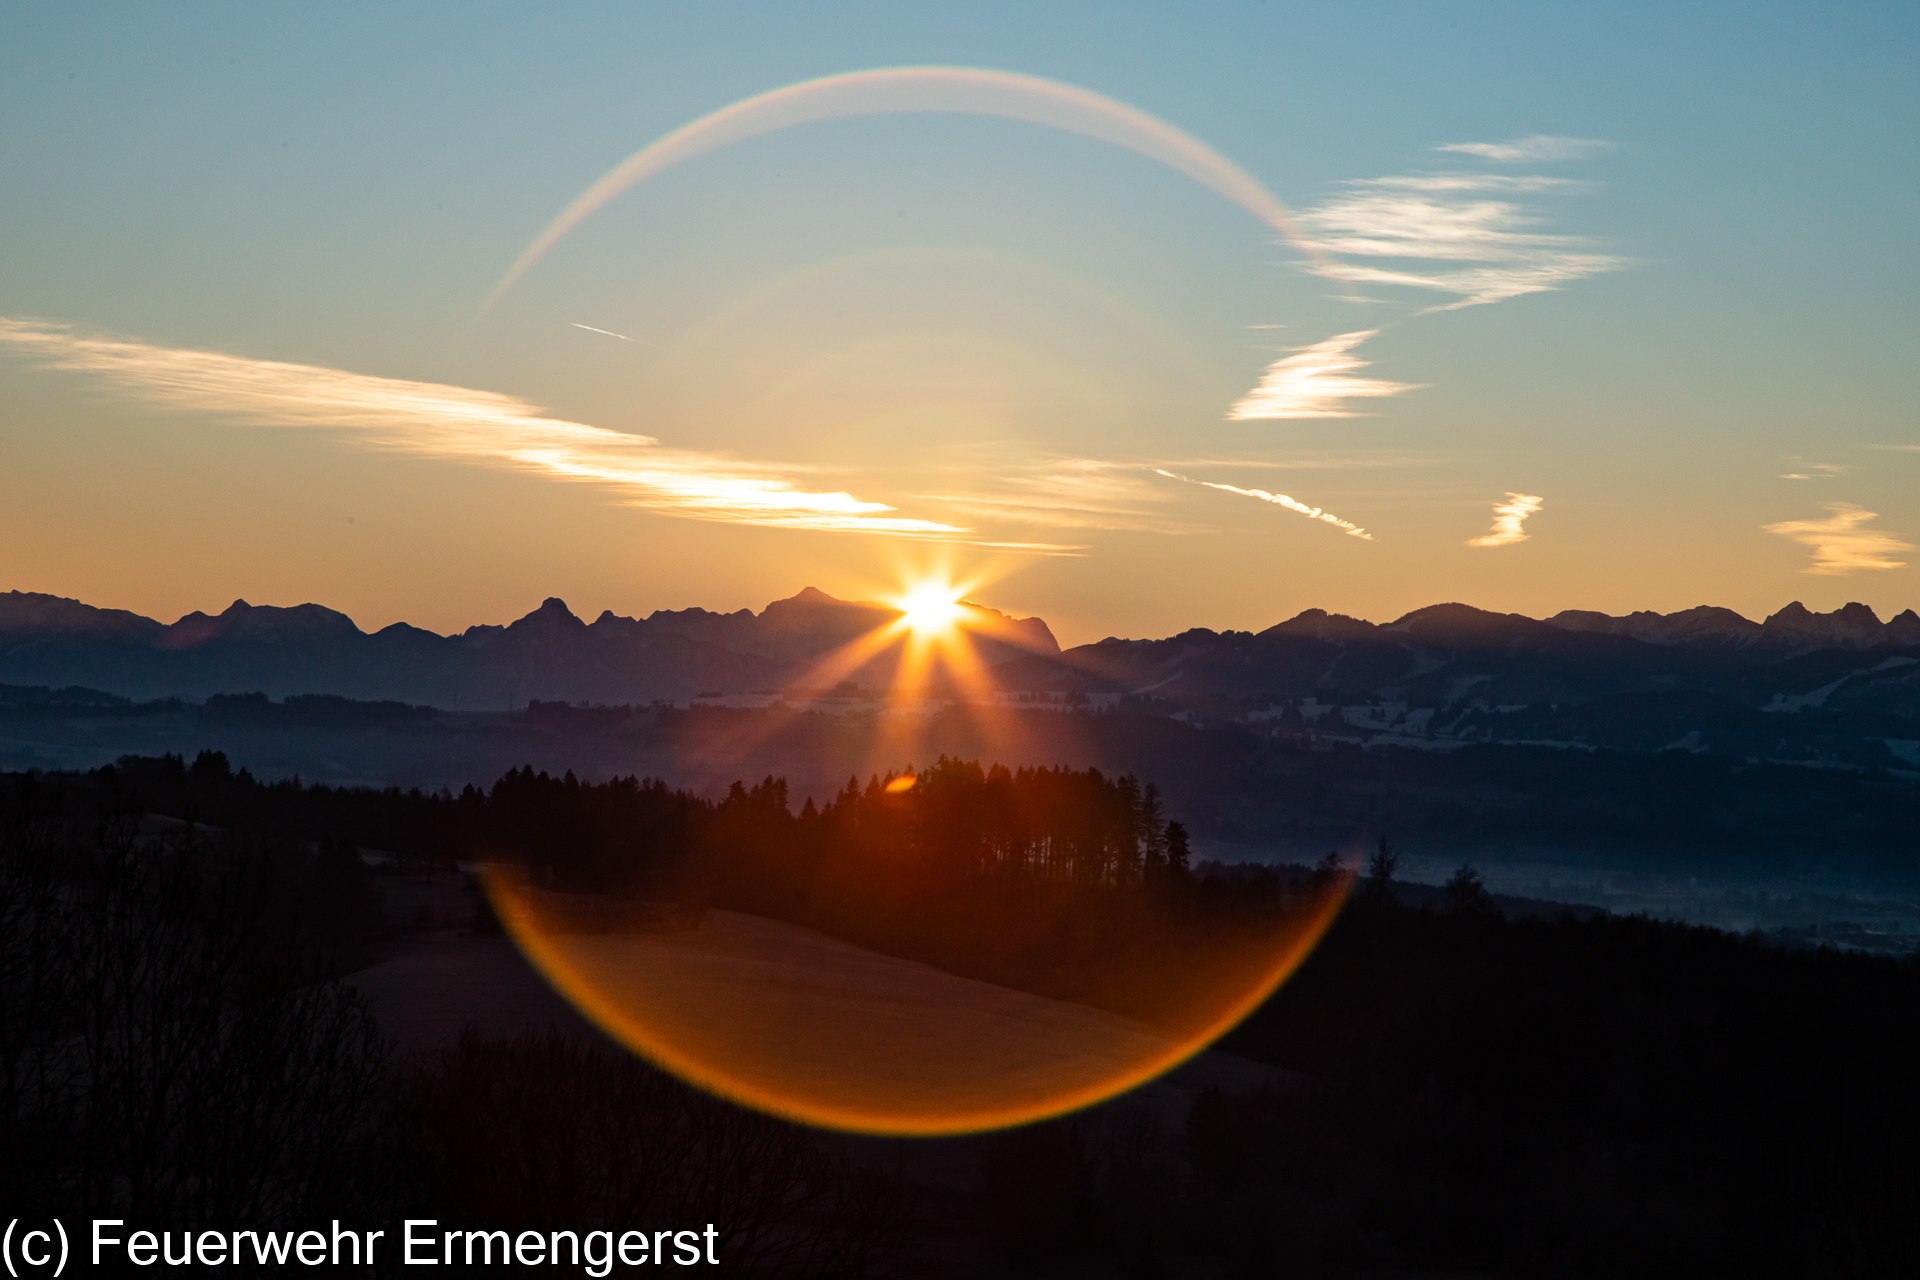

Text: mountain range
xmin=0 ymin=587 xmax=1057 ymax=707
xmin=5 ymin=587 xmax=1920 ymax=879
xmin=3 ymin=589 xmax=1918 ymax=737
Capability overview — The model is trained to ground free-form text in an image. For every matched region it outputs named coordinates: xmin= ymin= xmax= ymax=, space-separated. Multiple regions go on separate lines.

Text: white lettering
xmin=403 ymin=1220 xmax=437 ymax=1266
xmin=464 ymin=1231 xmax=508 ymax=1266
xmin=296 ymin=1229 xmax=326 ymax=1265
xmin=331 ymin=1221 xmax=360 ymax=1266
xmin=674 ymin=1230 xmax=700 ymax=1265
xmin=619 ymin=1230 xmax=647 ymax=1265
xmin=22 ymin=1231 xmax=50 ymax=1268
xmin=705 ymin=1225 xmax=719 ymax=1265
xmin=126 ymin=1230 xmax=157 ymax=1267
xmin=250 ymin=1231 xmax=295 ymax=1266
xmin=93 ymin=1220 xmax=123 ymax=1266
xmin=196 ymin=1231 xmax=227 ymax=1266
xmin=584 ymin=1231 xmax=614 ymax=1278
xmin=514 ymin=1231 xmax=545 ymax=1266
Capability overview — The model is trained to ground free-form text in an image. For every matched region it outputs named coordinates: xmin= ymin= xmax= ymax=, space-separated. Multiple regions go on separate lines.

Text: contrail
xmin=1155 ymin=469 xmax=1373 ymax=540
xmin=569 ymin=322 xmax=648 ymax=344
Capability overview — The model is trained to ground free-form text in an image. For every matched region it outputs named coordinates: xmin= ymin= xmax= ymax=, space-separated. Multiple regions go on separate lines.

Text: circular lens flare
xmin=480 ymin=588 xmax=1353 ymax=1137
xmin=485 ymin=870 xmax=1350 ymax=1137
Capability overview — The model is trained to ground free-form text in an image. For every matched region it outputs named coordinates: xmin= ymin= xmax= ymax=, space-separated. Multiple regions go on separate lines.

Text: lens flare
xmin=898 ymin=583 xmax=964 ymax=635
xmin=486 ymin=871 xmax=1351 ymax=1136
xmin=480 ymin=65 xmax=1330 ymax=318
xmin=478 ymin=570 xmax=1356 ymax=1136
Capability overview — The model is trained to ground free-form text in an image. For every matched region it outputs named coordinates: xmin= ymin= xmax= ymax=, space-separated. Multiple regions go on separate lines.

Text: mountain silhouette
xmin=2 ymin=590 xmax=1916 ymax=719
xmin=0 ymin=588 xmax=1059 ymax=707
xmin=989 ymin=600 xmax=1920 ymax=721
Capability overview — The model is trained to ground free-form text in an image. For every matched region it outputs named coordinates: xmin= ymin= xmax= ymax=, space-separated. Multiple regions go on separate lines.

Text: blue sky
xmin=2 ymin=1 xmax=1915 ymax=642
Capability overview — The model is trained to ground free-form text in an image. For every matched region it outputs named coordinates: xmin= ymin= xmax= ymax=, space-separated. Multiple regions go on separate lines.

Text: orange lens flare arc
xmin=483 ymin=869 xmax=1352 ymax=1137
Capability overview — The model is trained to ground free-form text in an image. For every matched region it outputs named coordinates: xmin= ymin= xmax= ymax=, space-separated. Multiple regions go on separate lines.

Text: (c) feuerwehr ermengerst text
xmin=73 ymin=1220 xmax=723 ymax=1272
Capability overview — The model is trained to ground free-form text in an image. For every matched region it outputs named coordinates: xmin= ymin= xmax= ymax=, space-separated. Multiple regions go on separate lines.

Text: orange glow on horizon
xmin=687 ymin=564 xmax=1071 ymax=789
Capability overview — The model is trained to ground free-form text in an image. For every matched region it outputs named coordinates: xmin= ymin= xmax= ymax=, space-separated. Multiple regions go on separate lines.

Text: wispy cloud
xmin=1437 ymin=135 xmax=1616 ymax=163
xmin=1763 ymin=503 xmax=1912 ymax=575
xmin=1466 ymin=492 xmax=1543 ymax=547
xmin=917 ymin=458 xmax=1191 ymax=534
xmin=1229 ymin=141 xmax=1618 ymax=423
xmin=1155 ymin=470 xmax=1373 ymax=540
xmin=1158 ymin=452 xmax=1440 ymax=471
xmin=0 ymin=317 xmax=964 ymax=537
xmin=1227 ymin=330 xmax=1424 ymax=420
xmin=1779 ymin=459 xmax=1850 ymax=480
xmin=1298 ymin=173 xmax=1623 ymax=310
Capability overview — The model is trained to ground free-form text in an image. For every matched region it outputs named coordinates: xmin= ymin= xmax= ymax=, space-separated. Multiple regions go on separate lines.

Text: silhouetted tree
xmin=1164 ymin=822 xmax=1191 ymax=879
xmin=1442 ymin=862 xmax=1487 ymax=913
xmin=1138 ymin=782 xmax=1169 ymax=883
xmin=1362 ymin=835 xmax=1399 ymax=901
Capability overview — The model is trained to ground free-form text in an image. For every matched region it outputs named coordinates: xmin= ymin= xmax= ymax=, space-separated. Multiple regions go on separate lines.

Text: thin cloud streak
xmin=1779 ymin=459 xmax=1849 ymax=480
xmin=569 ymin=322 xmax=648 ymax=344
xmin=1159 ymin=453 xmax=1440 ymax=471
xmin=1227 ymin=330 xmax=1423 ymax=420
xmin=916 ymin=459 xmax=1193 ymax=534
xmin=1763 ymin=504 xmax=1911 ymax=575
xmin=1156 ymin=470 xmax=1373 ymax=540
xmin=0 ymin=317 xmax=962 ymax=537
xmin=915 ymin=493 xmax=1186 ymax=534
xmin=1437 ymin=135 xmax=1616 ymax=163
xmin=1467 ymin=493 xmax=1543 ymax=547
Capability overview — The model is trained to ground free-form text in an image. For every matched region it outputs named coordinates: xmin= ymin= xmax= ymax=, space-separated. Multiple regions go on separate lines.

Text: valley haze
xmin=5 ymin=585 xmax=1918 ymax=940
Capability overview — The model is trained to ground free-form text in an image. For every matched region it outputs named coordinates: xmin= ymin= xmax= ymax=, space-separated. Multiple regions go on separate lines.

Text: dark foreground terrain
xmin=4 ymin=760 xmax=1918 ymax=1277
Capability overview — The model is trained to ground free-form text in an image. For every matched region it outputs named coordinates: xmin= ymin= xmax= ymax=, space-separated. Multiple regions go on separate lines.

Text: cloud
xmin=916 ymin=458 xmax=1193 ymax=534
xmin=1763 ymin=503 xmax=1911 ymax=575
xmin=0 ymin=317 xmax=964 ymax=537
xmin=1230 ymin=144 xmax=1618 ymax=423
xmin=1159 ymin=452 xmax=1440 ymax=471
xmin=1298 ymin=174 xmax=1624 ymax=310
xmin=1361 ymin=173 xmax=1588 ymax=193
xmin=1779 ymin=459 xmax=1850 ymax=480
xmin=1436 ymin=135 xmax=1616 ymax=163
xmin=1227 ymin=330 xmax=1424 ymax=420
xmin=1155 ymin=470 xmax=1373 ymax=540
xmin=1466 ymin=492 xmax=1543 ymax=547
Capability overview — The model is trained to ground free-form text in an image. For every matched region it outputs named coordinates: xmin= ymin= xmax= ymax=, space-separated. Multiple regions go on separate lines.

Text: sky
xmin=2 ymin=1 xmax=1916 ymax=647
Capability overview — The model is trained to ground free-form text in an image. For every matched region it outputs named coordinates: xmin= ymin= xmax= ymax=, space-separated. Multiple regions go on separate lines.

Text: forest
xmin=3 ymin=753 xmax=1918 ymax=1276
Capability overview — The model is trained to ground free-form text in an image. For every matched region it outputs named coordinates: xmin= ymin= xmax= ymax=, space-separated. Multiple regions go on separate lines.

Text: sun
xmin=898 ymin=583 xmax=964 ymax=635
